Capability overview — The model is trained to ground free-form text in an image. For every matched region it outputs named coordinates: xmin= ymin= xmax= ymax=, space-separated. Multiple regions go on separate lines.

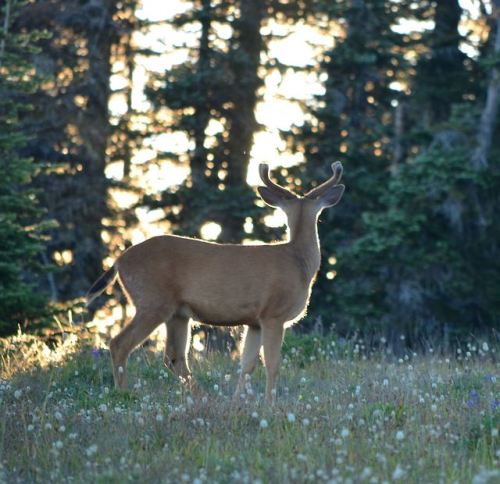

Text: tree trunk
xmin=221 ymin=0 xmax=265 ymax=243
xmin=190 ymin=0 xmax=212 ymax=188
xmin=0 ymin=0 xmax=10 ymax=66
xmin=392 ymin=101 xmax=405 ymax=170
xmin=472 ymin=3 xmax=500 ymax=169
xmin=75 ymin=0 xmax=116 ymax=297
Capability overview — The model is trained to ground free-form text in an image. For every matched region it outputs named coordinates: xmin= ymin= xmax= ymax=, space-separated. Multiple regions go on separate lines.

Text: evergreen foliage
xmin=290 ymin=0 xmax=414 ymax=331
xmin=143 ymin=0 xmax=309 ymax=244
xmin=143 ymin=0 xmax=267 ymax=243
xmin=295 ymin=0 xmax=500 ymax=342
xmin=15 ymin=0 xmax=128 ymax=301
xmin=342 ymin=129 xmax=499 ymax=341
xmin=0 ymin=0 xmax=51 ymax=336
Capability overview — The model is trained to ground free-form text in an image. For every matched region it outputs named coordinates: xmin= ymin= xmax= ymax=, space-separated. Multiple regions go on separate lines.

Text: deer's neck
xmin=287 ymin=206 xmax=321 ymax=281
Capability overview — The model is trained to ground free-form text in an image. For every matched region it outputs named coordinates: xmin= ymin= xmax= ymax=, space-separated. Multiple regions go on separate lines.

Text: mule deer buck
xmin=86 ymin=162 xmax=345 ymax=403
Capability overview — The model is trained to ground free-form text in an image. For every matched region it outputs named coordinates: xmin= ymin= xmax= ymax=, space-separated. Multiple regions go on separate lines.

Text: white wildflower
xmin=392 ymin=464 xmax=406 ymax=480
xmin=13 ymin=390 xmax=22 ymax=399
xmin=53 ymin=440 xmax=63 ymax=450
xmin=396 ymin=430 xmax=405 ymax=441
xmin=259 ymin=419 xmax=268 ymax=429
xmin=360 ymin=467 xmax=372 ymax=479
xmin=341 ymin=428 xmax=350 ymax=438
xmin=86 ymin=444 xmax=98 ymax=457
xmin=472 ymin=469 xmax=500 ymax=484
xmin=98 ymin=404 xmax=108 ymax=412
xmin=156 ymin=414 xmax=164 ymax=422
xmin=287 ymin=413 xmax=296 ymax=423
xmin=251 ymin=411 xmax=259 ymax=419
xmin=302 ymin=418 xmax=310 ymax=427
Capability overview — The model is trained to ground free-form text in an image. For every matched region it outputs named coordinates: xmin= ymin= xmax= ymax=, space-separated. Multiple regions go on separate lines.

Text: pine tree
xmin=106 ymin=0 xmax=141 ymax=256
xmin=333 ymin=1 xmax=500 ymax=343
xmin=143 ymin=0 xmax=268 ymax=243
xmin=0 ymin=0 xmax=51 ymax=336
xmin=142 ymin=0 xmax=308 ymax=244
xmin=15 ymin=0 xmax=124 ymax=301
xmin=290 ymin=0 xmax=415 ymax=332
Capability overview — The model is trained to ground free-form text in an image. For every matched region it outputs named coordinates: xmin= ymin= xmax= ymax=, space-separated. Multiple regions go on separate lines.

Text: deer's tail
xmin=86 ymin=265 xmax=118 ymax=306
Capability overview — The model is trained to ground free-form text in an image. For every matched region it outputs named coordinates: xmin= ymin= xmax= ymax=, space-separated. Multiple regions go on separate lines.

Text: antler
xmin=259 ymin=163 xmax=296 ymax=199
xmin=305 ymin=161 xmax=343 ymax=200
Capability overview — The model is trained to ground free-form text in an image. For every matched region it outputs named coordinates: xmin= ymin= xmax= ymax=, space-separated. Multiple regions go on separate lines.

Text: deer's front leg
xmin=164 ymin=315 xmax=192 ymax=383
xmin=261 ymin=323 xmax=285 ymax=404
xmin=234 ymin=326 xmax=262 ymax=400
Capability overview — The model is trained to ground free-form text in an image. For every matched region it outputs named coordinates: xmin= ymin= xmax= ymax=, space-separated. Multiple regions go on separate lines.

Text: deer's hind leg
xmin=164 ymin=314 xmax=192 ymax=383
xmin=110 ymin=306 xmax=173 ymax=390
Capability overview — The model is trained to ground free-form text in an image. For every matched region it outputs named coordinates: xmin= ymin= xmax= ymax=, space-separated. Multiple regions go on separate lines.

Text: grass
xmin=0 ymin=330 xmax=498 ymax=483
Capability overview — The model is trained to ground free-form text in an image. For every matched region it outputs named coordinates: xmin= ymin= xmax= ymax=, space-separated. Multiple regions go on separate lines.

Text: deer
xmin=86 ymin=162 xmax=345 ymax=403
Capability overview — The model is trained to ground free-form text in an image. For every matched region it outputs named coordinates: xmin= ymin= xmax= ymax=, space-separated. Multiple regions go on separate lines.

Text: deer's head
xmin=257 ymin=162 xmax=345 ymax=234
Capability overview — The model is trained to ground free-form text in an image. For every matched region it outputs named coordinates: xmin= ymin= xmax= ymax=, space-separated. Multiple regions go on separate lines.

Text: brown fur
xmin=87 ymin=163 xmax=345 ymax=403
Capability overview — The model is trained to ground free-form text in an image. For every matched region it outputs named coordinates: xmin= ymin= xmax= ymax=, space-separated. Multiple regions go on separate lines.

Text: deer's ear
xmin=257 ymin=186 xmax=283 ymax=208
xmin=317 ymin=184 xmax=345 ymax=208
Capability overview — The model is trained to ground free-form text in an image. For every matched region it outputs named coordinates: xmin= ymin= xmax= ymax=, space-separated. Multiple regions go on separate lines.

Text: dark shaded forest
xmin=1 ymin=0 xmax=499 ymax=347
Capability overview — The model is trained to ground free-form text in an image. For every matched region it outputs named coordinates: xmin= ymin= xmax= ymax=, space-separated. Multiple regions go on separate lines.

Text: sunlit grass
xmin=0 ymin=329 xmax=498 ymax=483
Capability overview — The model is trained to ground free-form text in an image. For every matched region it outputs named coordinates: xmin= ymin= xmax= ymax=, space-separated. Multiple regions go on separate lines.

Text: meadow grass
xmin=0 ymin=330 xmax=498 ymax=483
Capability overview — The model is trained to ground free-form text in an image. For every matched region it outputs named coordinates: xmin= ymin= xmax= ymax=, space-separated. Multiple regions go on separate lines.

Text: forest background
xmin=1 ymin=0 xmax=499 ymax=350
